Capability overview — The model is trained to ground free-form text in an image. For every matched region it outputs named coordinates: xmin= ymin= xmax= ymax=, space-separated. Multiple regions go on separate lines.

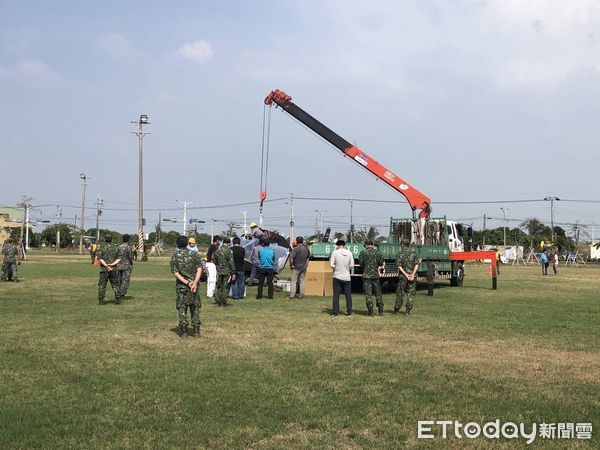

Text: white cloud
xmin=176 ymin=40 xmax=214 ymax=63
xmin=0 ymin=59 xmax=60 ymax=84
xmin=97 ymin=33 xmax=136 ymax=58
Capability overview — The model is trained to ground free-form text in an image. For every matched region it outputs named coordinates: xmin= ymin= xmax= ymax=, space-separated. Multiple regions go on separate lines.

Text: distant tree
xmin=161 ymin=231 xmax=181 ymax=246
xmin=40 ymin=224 xmax=74 ymax=248
xmin=343 ymin=226 xmax=387 ymax=244
xmin=307 ymin=232 xmax=325 ymax=243
xmin=520 ymin=218 xmax=549 ymax=249
xmin=9 ymin=228 xmax=21 ymax=242
xmin=88 ymin=228 xmax=122 ymax=245
xmin=196 ymin=233 xmax=211 ymax=245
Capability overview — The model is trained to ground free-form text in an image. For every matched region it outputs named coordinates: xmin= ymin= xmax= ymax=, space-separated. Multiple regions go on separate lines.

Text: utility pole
xmin=177 ymin=200 xmax=192 ymax=235
xmin=55 ymin=204 xmax=62 ymax=252
xmin=17 ymin=196 xmax=33 ymax=251
xmin=242 ymin=210 xmax=248 ymax=236
xmin=482 ymin=213 xmax=487 ymax=248
xmin=157 ymin=212 xmax=162 ymax=244
xmin=25 ymin=203 xmax=31 ymax=250
xmin=131 ymin=114 xmax=150 ymax=260
xmin=95 ymin=198 xmax=103 ymax=242
xmin=544 ymin=196 xmax=560 ymax=242
xmin=314 ymin=210 xmax=319 ymax=236
xmin=349 ymin=198 xmax=354 ymax=243
xmin=573 ymin=221 xmax=581 ymax=247
xmin=288 ymin=193 xmax=294 ymax=242
xmin=500 ymin=207 xmax=509 ymax=247
xmin=227 ymin=222 xmax=240 ymax=237
xmin=79 ymin=173 xmax=87 ymax=254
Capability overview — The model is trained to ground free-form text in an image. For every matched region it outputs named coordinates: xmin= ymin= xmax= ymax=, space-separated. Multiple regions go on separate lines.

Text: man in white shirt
xmin=329 ymin=240 xmax=354 ymax=316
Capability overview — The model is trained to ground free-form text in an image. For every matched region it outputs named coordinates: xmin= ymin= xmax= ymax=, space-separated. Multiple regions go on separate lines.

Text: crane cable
xmin=259 ymin=104 xmax=272 ymax=226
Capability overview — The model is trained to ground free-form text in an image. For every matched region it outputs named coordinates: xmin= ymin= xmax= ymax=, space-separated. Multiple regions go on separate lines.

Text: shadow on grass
xmin=322 ymin=307 xmax=368 ymax=316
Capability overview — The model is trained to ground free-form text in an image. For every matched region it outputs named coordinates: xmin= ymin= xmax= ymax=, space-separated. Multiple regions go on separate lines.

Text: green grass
xmin=0 ymin=254 xmax=598 ymax=449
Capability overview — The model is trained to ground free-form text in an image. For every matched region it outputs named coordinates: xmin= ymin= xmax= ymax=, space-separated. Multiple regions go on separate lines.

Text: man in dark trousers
xmin=230 ymin=237 xmax=246 ymax=299
xmin=256 ymin=238 xmax=275 ymax=299
xmin=288 ymin=236 xmax=310 ymax=299
xmin=329 ymin=239 xmax=354 ymax=317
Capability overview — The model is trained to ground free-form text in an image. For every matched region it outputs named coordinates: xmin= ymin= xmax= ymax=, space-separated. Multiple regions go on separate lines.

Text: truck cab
xmin=446 ymin=220 xmax=465 ymax=253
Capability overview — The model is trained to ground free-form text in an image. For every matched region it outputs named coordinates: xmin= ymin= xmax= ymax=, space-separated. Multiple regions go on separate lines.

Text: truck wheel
xmin=450 ymin=262 xmax=464 ymax=286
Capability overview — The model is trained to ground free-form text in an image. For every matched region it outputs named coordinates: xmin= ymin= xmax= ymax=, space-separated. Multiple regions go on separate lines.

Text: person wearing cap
xmin=187 ymin=237 xmax=199 ymax=253
xmin=329 ymin=239 xmax=354 ymax=316
xmin=212 ymin=237 xmax=236 ymax=306
xmin=250 ymin=223 xmax=265 ymax=241
xmin=395 ymin=238 xmax=421 ymax=315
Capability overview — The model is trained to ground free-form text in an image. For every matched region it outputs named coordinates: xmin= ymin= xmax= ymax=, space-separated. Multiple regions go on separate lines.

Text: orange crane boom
xmin=264 ymin=89 xmax=431 ymax=218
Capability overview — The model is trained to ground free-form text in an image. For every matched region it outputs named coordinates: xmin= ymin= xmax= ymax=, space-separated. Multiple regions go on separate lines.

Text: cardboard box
xmin=305 ymin=260 xmax=333 ymax=296
xmin=307 ymin=260 xmax=331 ymax=273
xmin=305 ymin=272 xmax=326 ymax=296
xmin=323 ymin=272 xmax=333 ymax=296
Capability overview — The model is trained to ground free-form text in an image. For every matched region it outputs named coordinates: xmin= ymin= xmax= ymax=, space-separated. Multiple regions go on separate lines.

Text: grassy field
xmin=0 ymin=254 xmax=598 ymax=449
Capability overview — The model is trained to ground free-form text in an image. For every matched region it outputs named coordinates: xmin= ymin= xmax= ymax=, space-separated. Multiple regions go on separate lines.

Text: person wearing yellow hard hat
xmin=187 ymin=237 xmax=199 ymax=253
xmin=250 ymin=222 xmax=265 ymax=240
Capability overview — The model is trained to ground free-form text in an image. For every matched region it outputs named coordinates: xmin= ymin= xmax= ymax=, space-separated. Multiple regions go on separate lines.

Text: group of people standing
xmin=329 ymin=238 xmax=420 ymax=317
xmin=95 ymin=234 xmax=135 ymax=305
xmin=169 ymin=233 xmax=280 ymax=338
xmin=93 ymin=229 xmax=422 ymax=339
xmin=539 ymin=249 xmax=559 ymax=276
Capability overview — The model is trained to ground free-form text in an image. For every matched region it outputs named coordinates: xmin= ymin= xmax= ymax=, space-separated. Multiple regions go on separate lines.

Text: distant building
xmin=0 ymin=206 xmax=33 ymax=243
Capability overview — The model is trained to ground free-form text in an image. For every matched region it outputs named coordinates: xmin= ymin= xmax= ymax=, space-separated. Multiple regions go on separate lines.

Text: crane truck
xmin=264 ymin=89 xmax=497 ymax=289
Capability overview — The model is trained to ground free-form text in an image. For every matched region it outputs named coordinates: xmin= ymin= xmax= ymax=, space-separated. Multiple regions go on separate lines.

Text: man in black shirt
xmin=289 ymin=236 xmax=310 ymax=299
xmin=231 ymin=237 xmax=246 ymax=299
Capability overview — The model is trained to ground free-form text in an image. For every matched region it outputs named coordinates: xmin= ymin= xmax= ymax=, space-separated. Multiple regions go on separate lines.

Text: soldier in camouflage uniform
xmin=170 ymin=235 xmax=203 ymax=338
xmin=395 ymin=239 xmax=421 ymax=315
xmin=212 ymin=237 xmax=236 ymax=307
xmin=358 ymin=240 xmax=384 ymax=316
xmin=97 ymin=235 xmax=122 ymax=305
xmin=116 ymin=234 xmax=135 ymax=299
xmin=1 ymin=238 xmax=19 ymax=282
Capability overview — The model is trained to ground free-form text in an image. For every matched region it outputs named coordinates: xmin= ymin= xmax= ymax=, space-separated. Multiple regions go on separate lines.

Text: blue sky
xmin=1 ymin=0 xmax=599 ymax=240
